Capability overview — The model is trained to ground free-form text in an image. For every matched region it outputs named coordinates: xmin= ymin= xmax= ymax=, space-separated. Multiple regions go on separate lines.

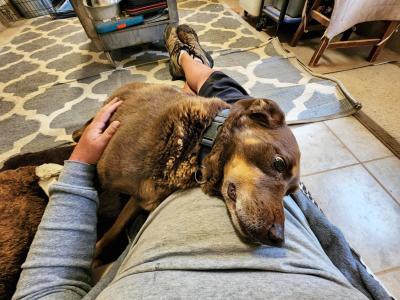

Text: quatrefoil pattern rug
xmin=0 ymin=0 xmax=360 ymax=166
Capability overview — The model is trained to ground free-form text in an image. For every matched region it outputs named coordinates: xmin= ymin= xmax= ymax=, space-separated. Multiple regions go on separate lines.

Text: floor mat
xmin=0 ymin=0 xmax=360 ymax=165
xmin=0 ymin=0 xmax=267 ymax=92
xmin=212 ymin=39 xmax=359 ymax=123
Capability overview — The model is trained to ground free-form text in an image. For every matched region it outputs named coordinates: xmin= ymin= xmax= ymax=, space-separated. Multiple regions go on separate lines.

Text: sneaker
xmin=176 ymin=24 xmax=214 ymax=68
xmin=164 ymin=24 xmax=189 ymax=79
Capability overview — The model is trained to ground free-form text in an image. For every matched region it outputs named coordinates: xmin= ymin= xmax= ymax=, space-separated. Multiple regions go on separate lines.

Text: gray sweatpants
xmin=13 ymin=161 xmax=369 ymax=299
xmin=97 ymin=188 xmax=367 ymax=300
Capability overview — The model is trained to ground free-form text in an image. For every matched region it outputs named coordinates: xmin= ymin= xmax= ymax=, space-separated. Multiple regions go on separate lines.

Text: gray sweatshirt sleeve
xmin=13 ymin=161 xmax=99 ymax=300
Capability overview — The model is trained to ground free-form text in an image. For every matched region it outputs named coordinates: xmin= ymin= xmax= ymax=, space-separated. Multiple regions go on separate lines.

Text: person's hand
xmin=69 ymin=98 xmax=122 ymax=165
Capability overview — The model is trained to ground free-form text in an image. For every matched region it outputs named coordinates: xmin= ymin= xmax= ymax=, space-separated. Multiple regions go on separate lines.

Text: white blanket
xmin=324 ymin=0 xmax=400 ymax=39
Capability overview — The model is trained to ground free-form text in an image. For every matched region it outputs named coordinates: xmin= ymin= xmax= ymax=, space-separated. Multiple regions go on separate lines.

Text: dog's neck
xmin=199 ymin=108 xmax=230 ymax=162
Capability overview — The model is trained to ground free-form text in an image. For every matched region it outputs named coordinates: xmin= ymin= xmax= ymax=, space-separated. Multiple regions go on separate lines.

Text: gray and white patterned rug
xmin=0 ymin=0 xmax=360 ymax=166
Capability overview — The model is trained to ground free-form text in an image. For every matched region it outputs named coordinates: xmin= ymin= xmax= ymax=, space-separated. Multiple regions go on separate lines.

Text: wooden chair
xmin=290 ymin=0 xmax=400 ymax=66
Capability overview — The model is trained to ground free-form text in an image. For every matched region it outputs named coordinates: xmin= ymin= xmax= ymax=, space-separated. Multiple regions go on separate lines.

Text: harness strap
xmin=199 ymin=109 xmax=230 ymax=162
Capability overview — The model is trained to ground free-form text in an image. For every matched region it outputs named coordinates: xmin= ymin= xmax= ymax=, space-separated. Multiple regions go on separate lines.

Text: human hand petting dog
xmin=69 ymin=97 xmax=122 ymax=165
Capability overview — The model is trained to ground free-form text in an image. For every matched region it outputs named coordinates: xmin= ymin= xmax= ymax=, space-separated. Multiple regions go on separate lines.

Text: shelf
xmin=99 ymin=14 xmax=170 ymax=37
xmin=71 ymin=0 xmax=178 ymax=52
xmin=99 ymin=17 xmax=176 ymax=50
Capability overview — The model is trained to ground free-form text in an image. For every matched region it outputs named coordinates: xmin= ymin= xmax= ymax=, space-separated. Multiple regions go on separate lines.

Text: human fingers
xmin=104 ymin=97 xmax=122 ymax=111
xmin=102 ymin=97 xmax=120 ymax=112
xmin=93 ymin=99 xmax=123 ymax=127
xmin=99 ymin=120 xmax=121 ymax=143
xmin=99 ymin=98 xmax=122 ymax=119
xmin=107 ymin=97 xmax=120 ymax=105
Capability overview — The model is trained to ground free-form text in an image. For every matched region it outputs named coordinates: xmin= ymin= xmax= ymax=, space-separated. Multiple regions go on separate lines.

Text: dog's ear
xmin=201 ymin=118 xmax=233 ymax=196
xmin=201 ymin=141 xmax=226 ymax=197
xmin=247 ymin=99 xmax=285 ymax=129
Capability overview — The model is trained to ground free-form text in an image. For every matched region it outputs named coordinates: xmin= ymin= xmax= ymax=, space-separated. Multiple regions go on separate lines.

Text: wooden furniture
xmin=290 ymin=0 xmax=400 ymax=66
xmin=70 ymin=0 xmax=178 ymax=66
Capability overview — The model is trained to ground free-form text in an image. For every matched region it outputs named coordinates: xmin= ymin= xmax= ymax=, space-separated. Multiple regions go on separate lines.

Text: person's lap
xmin=97 ymin=188 xmax=367 ymax=300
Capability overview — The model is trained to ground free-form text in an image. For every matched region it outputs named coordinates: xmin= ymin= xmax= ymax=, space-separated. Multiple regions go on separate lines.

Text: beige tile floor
xmin=291 ymin=118 xmax=400 ymax=298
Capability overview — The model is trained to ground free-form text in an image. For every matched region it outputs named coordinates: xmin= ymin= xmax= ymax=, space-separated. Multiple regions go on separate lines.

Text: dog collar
xmin=199 ymin=108 xmax=230 ymax=161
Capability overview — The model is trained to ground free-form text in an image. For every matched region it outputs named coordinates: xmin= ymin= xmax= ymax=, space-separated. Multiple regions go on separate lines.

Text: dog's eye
xmin=273 ymin=156 xmax=287 ymax=173
xmin=227 ymin=183 xmax=237 ymax=202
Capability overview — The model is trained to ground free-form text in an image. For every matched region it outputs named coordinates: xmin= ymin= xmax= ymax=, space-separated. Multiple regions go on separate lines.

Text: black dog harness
xmin=198 ymin=108 xmax=230 ymax=170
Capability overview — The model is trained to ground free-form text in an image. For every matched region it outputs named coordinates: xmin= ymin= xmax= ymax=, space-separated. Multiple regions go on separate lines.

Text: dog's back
xmin=98 ymin=83 xmax=189 ymax=194
xmin=97 ymin=83 xmax=228 ymax=209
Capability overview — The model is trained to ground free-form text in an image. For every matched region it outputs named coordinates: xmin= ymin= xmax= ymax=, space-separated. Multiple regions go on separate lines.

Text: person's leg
xmin=182 ymin=81 xmax=196 ymax=95
xmin=175 ymin=25 xmax=252 ymax=103
xmin=179 ymin=51 xmax=252 ymax=104
xmin=179 ymin=52 xmax=214 ymax=94
xmin=164 ymin=24 xmax=252 ymax=103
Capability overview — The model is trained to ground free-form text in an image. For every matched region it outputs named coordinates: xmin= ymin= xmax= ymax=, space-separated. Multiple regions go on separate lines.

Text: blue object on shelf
xmin=264 ymin=5 xmax=302 ymax=24
xmin=95 ymin=15 xmax=144 ymax=34
xmin=55 ymin=0 xmax=73 ymax=13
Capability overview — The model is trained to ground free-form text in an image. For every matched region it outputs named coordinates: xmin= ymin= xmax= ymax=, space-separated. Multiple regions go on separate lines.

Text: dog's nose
xmin=268 ymin=223 xmax=284 ymax=245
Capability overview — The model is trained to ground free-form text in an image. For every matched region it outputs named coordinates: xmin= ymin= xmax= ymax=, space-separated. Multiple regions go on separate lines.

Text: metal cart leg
xmin=256 ymin=0 xmax=266 ymax=31
xmin=105 ymin=51 xmax=122 ymax=69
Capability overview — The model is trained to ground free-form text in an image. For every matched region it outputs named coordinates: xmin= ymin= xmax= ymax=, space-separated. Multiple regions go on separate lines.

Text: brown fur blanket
xmin=0 ymin=166 xmax=47 ymax=299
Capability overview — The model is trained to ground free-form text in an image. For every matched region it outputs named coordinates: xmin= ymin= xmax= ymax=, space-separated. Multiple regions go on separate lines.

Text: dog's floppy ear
xmin=201 ymin=117 xmax=233 ymax=196
xmin=247 ymin=99 xmax=285 ymax=129
xmin=201 ymin=139 xmax=226 ymax=196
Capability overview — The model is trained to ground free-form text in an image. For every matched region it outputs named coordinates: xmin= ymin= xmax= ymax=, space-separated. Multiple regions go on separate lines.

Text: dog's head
xmin=201 ymin=98 xmax=300 ymax=246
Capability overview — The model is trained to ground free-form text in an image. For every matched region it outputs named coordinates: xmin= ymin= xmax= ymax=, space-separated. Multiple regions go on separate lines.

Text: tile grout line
xmin=375 ymin=265 xmax=400 ymax=276
xmin=302 ymin=162 xmax=361 ymax=178
xmin=300 ymin=121 xmax=372 ymax=178
xmin=361 ymin=163 xmax=400 ymax=207
xmin=323 ymin=122 xmax=400 ymax=207
xmin=323 ymin=118 xmax=395 ymax=164
xmin=362 ymin=155 xmax=395 ymax=164
xmin=322 ymin=121 xmax=361 ymax=163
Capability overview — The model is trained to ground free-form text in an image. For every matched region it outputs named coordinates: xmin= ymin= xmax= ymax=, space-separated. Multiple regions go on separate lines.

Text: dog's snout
xmin=268 ymin=223 xmax=284 ymax=245
xmin=244 ymin=222 xmax=285 ymax=246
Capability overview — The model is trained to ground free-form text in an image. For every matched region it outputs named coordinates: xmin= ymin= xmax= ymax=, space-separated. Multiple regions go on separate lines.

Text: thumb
xmin=101 ymin=120 xmax=120 ymax=142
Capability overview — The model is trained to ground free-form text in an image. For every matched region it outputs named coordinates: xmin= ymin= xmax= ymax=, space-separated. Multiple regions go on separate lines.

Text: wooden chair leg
xmin=290 ymin=19 xmax=306 ymax=46
xmin=309 ymin=36 xmax=329 ymax=66
xmin=368 ymin=21 xmax=400 ymax=62
xmin=290 ymin=0 xmax=319 ymax=46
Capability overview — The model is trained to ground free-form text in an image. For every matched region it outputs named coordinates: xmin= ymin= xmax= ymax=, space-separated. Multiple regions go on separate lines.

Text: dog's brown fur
xmin=0 ymin=145 xmax=75 ymax=172
xmin=0 ymin=166 xmax=47 ymax=300
xmin=74 ymin=82 xmax=300 ymax=257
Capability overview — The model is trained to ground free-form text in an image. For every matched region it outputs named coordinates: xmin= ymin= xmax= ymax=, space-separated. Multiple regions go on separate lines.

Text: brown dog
xmin=74 ymin=82 xmax=300 ymax=258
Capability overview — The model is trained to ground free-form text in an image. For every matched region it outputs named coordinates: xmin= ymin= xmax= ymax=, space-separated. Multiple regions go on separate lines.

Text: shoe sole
xmin=177 ymin=24 xmax=214 ymax=68
xmin=164 ymin=24 xmax=185 ymax=80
